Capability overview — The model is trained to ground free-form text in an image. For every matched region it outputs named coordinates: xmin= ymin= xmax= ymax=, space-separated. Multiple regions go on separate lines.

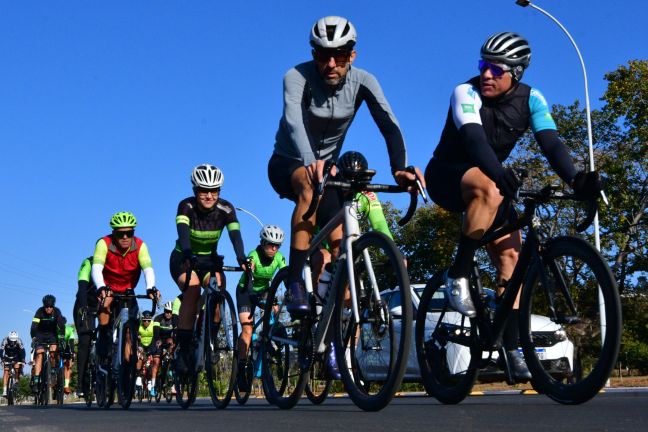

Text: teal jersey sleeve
xmin=356 ymin=192 xmax=393 ymax=240
xmin=528 ymin=88 xmax=557 ymax=133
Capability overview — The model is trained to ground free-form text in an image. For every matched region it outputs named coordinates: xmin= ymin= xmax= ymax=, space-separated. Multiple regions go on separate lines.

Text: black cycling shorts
xmin=425 ymin=157 xmax=473 ymax=213
xmin=268 ymin=153 xmax=304 ymax=202
xmin=33 ymin=334 xmax=58 ymax=351
xmin=236 ymin=283 xmax=267 ymax=315
xmin=169 ymin=250 xmax=225 ymax=289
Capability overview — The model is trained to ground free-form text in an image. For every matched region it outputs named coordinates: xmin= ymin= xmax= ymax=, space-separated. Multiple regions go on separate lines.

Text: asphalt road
xmin=2 ymin=390 xmax=647 ymax=432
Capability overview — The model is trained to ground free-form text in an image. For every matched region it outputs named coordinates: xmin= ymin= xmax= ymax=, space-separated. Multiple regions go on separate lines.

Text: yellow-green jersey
xmin=238 ymin=248 xmax=287 ymax=293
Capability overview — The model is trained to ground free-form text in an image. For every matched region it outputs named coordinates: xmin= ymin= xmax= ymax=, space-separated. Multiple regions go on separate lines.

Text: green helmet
xmin=109 ymin=211 xmax=137 ymax=229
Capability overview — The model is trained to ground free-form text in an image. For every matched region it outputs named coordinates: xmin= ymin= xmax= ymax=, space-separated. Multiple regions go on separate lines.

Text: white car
xmin=357 ymin=283 xmax=574 ymax=383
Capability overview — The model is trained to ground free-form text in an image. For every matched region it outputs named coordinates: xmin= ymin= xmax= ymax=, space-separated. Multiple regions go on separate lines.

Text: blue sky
xmin=1 ymin=1 xmax=645 ymax=346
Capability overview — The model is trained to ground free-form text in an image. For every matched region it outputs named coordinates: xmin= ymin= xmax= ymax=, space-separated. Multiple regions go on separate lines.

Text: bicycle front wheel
xmin=56 ymin=366 xmax=64 ymax=405
xmin=415 ymin=272 xmax=479 ymax=404
xmin=305 ymin=353 xmax=332 ymax=405
xmin=7 ymin=374 xmax=15 ymax=406
xmin=117 ymin=321 xmax=138 ymax=409
xmin=520 ymin=236 xmax=621 ymax=404
xmin=261 ymin=267 xmax=309 ymax=409
xmin=204 ymin=290 xmax=238 ymax=409
xmin=333 ymin=231 xmax=412 ymax=411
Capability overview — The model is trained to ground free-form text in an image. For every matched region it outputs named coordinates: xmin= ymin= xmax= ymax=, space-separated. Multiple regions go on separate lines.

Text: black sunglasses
xmin=113 ymin=230 xmax=135 ymax=238
xmin=313 ymin=49 xmax=352 ymax=66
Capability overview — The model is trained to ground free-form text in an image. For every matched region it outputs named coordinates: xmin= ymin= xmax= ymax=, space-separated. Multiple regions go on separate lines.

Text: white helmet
xmin=8 ymin=331 xmax=18 ymax=342
xmin=163 ymin=301 xmax=173 ymax=311
xmin=260 ymin=225 xmax=285 ymax=245
xmin=310 ymin=16 xmax=357 ymax=50
xmin=191 ymin=164 xmax=224 ymax=189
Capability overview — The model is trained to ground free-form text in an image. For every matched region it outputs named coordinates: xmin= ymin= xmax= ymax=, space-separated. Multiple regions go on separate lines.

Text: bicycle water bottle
xmin=316 ymin=264 xmax=332 ymax=314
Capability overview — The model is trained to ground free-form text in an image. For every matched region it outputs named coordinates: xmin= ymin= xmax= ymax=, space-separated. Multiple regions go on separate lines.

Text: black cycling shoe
xmin=505 ymin=350 xmax=532 ymax=381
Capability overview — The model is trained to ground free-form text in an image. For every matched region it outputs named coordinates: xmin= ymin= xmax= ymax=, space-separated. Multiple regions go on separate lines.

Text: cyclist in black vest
xmin=424 ymin=32 xmax=602 ymax=380
xmin=73 ymin=256 xmax=97 ymax=397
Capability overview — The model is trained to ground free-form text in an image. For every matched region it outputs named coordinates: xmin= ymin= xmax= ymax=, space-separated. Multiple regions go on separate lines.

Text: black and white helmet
xmin=163 ymin=301 xmax=173 ymax=312
xmin=481 ymin=32 xmax=531 ymax=80
xmin=310 ymin=16 xmax=357 ymax=50
xmin=260 ymin=225 xmax=285 ymax=245
xmin=8 ymin=331 xmax=19 ymax=342
xmin=191 ymin=164 xmax=224 ymax=189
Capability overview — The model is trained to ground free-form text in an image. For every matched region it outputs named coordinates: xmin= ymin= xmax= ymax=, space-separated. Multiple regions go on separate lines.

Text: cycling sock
xmin=448 ymin=234 xmax=481 ymax=278
xmin=288 ymin=248 xmax=308 ymax=283
xmin=503 ymin=309 xmax=520 ymax=351
xmin=65 ymin=378 xmax=70 ymax=387
xmin=97 ymin=324 xmax=111 ymax=358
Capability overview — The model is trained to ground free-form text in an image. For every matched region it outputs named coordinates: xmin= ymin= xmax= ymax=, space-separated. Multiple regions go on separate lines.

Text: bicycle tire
xmin=204 ymin=290 xmax=238 ymax=409
xmin=42 ymin=356 xmax=51 ymax=406
xmin=261 ymin=267 xmax=309 ymax=409
xmin=173 ymin=368 xmax=197 ymax=409
xmin=84 ymin=356 xmax=94 ymax=408
xmin=7 ymin=374 xmax=15 ymax=406
xmin=519 ymin=236 xmax=621 ymax=405
xmin=234 ymin=351 xmax=253 ymax=405
xmin=333 ymin=231 xmax=411 ymax=411
xmin=305 ymin=354 xmax=332 ymax=405
xmin=415 ymin=272 xmax=480 ymax=404
xmin=56 ymin=365 xmax=64 ymax=405
xmin=155 ymin=362 xmax=166 ymax=403
xmin=117 ymin=320 xmax=137 ymax=409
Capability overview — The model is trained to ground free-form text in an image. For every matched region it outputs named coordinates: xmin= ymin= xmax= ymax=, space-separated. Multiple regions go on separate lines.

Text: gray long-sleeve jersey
xmin=273 ymin=61 xmax=407 ymax=172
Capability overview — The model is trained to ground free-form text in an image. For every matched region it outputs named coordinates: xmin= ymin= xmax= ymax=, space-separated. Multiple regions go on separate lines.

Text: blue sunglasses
xmin=478 ymin=60 xmax=511 ymax=77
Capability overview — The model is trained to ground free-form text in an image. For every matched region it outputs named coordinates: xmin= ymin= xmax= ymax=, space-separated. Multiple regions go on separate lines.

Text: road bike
xmin=31 ymin=343 xmax=63 ymax=406
xmin=260 ymin=164 xmax=425 ymax=411
xmin=174 ymin=256 xmax=239 ymax=409
xmin=154 ymin=343 xmax=175 ymax=403
xmin=2 ymin=358 xmax=22 ymax=406
xmin=415 ymin=179 xmax=621 ymax=405
xmin=95 ymin=289 xmax=157 ymax=409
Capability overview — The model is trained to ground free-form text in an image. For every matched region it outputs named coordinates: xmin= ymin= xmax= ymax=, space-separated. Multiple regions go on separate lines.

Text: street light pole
xmin=515 ymin=0 xmax=609 ymax=385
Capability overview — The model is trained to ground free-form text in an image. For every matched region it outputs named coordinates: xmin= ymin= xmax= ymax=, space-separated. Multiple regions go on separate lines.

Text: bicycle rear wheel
xmin=415 ymin=272 xmax=480 ymax=404
xmin=204 ymin=290 xmax=238 ymax=409
xmin=520 ymin=236 xmax=621 ymax=404
xmin=261 ymin=267 xmax=309 ymax=409
xmin=84 ymin=357 xmax=95 ymax=407
xmin=333 ymin=231 xmax=411 ymax=411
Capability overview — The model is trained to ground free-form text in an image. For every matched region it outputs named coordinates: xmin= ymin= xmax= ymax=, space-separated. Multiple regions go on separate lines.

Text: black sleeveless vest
xmin=434 ymin=76 xmax=531 ymax=163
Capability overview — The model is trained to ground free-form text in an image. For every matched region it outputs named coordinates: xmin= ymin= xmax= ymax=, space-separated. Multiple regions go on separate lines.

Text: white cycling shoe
xmin=444 ymin=271 xmax=476 ymax=318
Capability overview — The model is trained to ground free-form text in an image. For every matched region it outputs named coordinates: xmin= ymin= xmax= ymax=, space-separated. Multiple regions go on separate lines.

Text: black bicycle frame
xmin=470 ymin=198 xmax=543 ymax=351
